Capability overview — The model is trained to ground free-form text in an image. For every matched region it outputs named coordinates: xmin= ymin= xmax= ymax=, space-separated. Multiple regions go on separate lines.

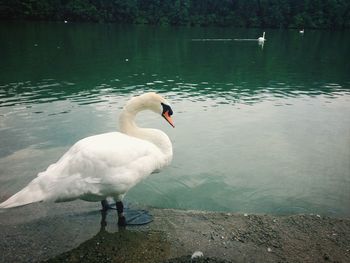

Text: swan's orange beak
xmin=162 ymin=111 xmax=175 ymax=128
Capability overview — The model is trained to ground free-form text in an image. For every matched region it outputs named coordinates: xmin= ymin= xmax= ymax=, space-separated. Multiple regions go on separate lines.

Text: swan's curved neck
xmin=118 ymin=98 xmax=172 ymax=158
xmin=119 ymin=110 xmax=138 ymax=135
xmin=119 ymin=95 xmax=146 ymax=134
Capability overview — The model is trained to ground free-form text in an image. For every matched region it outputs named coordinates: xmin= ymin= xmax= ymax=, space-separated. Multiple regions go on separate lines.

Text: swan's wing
xmin=38 ymin=132 xmax=163 ymax=201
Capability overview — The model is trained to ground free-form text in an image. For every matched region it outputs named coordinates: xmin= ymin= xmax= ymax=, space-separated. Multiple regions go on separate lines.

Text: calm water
xmin=0 ymin=22 xmax=349 ymax=217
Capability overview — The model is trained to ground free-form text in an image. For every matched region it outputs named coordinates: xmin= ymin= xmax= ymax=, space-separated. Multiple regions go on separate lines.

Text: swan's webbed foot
xmin=116 ymin=201 xmax=126 ymax=227
xmin=118 ymin=215 xmax=126 ymax=226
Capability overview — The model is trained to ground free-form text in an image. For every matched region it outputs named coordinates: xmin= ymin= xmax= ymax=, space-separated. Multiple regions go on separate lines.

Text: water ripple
xmin=0 ymin=76 xmax=349 ymax=110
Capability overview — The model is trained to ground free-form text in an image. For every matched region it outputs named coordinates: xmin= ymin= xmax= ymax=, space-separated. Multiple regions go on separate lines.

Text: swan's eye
xmin=161 ymin=103 xmax=173 ymax=116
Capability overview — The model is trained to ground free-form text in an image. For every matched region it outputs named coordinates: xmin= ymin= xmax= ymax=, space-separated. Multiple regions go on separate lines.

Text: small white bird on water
xmin=258 ymin=31 xmax=266 ymax=43
xmin=0 ymin=92 xmax=175 ymax=226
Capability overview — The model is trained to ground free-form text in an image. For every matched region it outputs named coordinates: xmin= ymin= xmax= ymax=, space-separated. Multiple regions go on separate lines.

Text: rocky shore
xmin=0 ymin=202 xmax=349 ymax=263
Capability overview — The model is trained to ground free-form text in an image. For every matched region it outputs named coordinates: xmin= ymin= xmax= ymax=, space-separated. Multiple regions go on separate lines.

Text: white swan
xmin=0 ymin=92 xmax=174 ymax=225
xmin=258 ymin=32 xmax=266 ymax=42
xmin=299 ymin=29 xmax=304 ymax=34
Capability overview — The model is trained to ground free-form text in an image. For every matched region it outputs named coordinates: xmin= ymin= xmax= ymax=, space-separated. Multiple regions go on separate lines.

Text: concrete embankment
xmin=0 ymin=203 xmax=349 ymax=263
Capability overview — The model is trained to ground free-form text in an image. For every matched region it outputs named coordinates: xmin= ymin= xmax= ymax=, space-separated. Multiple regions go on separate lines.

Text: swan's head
xmin=149 ymin=93 xmax=175 ymax=128
xmin=127 ymin=92 xmax=175 ymax=128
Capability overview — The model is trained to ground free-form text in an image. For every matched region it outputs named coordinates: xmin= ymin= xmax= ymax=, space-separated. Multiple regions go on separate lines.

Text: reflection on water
xmin=0 ymin=23 xmax=349 ymax=217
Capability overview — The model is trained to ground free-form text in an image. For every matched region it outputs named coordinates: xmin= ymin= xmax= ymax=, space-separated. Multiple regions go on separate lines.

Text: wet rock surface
xmin=44 ymin=229 xmax=170 ymax=263
xmin=0 ymin=203 xmax=349 ymax=263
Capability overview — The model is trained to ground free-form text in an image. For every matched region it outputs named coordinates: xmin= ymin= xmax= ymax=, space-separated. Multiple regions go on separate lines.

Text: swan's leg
xmin=100 ymin=210 xmax=107 ymax=231
xmin=101 ymin=199 xmax=110 ymax=211
xmin=116 ymin=201 xmax=126 ymax=226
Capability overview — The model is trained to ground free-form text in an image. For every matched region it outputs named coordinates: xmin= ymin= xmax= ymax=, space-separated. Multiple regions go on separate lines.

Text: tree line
xmin=1 ymin=0 xmax=349 ymax=29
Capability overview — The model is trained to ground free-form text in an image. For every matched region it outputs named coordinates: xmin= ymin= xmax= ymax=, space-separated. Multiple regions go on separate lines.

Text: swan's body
xmin=299 ymin=29 xmax=304 ymax=34
xmin=0 ymin=92 xmax=174 ymax=225
xmin=258 ymin=32 xmax=266 ymax=42
xmin=1 ymin=132 xmax=171 ymax=206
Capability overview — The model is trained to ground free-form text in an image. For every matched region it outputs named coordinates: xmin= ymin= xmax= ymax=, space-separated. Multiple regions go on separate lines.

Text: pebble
xmin=191 ymin=251 xmax=203 ymax=259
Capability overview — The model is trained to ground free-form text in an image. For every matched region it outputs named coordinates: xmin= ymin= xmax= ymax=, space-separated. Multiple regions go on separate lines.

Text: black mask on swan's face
xmin=161 ymin=103 xmax=175 ymax=127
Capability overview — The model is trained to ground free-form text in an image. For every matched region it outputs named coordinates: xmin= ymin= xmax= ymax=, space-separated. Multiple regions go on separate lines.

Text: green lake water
xmin=0 ymin=22 xmax=349 ymax=216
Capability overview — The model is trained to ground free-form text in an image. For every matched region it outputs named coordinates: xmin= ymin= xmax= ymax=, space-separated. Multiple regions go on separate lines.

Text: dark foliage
xmin=0 ymin=0 xmax=349 ymax=29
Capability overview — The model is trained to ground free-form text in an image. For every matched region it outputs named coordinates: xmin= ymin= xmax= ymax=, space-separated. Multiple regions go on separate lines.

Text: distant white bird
xmin=64 ymin=20 xmax=68 ymax=24
xmin=258 ymin=32 xmax=266 ymax=42
xmin=0 ymin=92 xmax=175 ymax=226
xmin=299 ymin=29 xmax=304 ymax=34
